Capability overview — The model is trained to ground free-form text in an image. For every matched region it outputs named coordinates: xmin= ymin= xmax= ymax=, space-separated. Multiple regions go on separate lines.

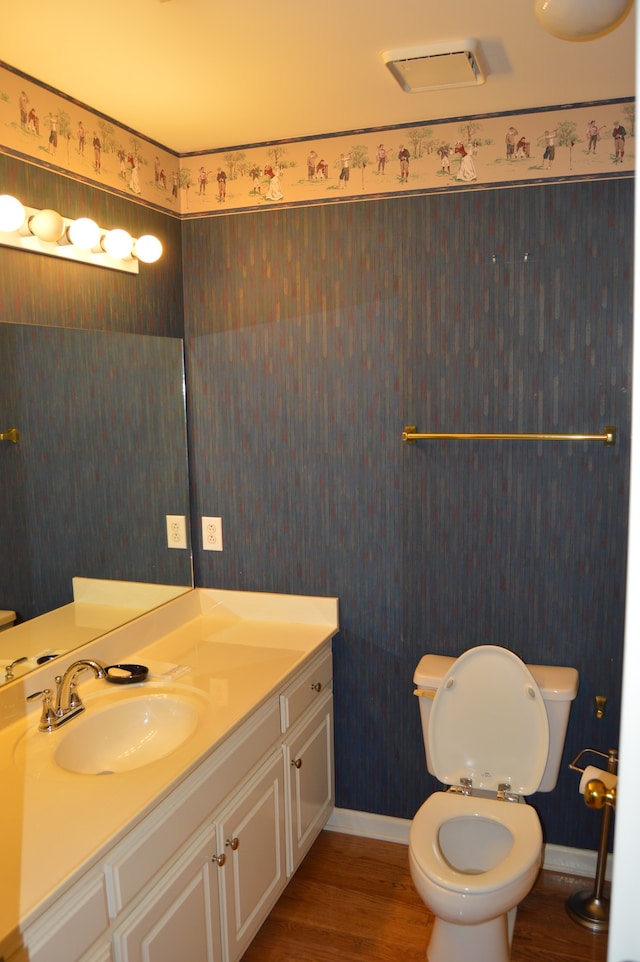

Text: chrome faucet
xmin=55 ymin=659 xmax=107 ymax=716
xmin=27 ymin=659 xmax=107 ymax=731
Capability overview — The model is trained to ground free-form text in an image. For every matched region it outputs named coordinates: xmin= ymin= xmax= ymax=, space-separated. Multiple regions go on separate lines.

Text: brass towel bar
xmin=0 ymin=428 xmax=19 ymax=443
xmin=402 ymin=425 xmax=616 ymax=446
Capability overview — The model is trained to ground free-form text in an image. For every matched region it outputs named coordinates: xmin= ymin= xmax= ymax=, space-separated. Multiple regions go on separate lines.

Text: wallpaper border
xmin=0 ymin=60 xmax=634 ymax=220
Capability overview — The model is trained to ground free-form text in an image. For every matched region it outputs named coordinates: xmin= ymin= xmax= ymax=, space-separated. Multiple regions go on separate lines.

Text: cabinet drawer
xmin=279 ymin=646 xmax=333 ymax=733
xmin=104 ymin=697 xmax=281 ymax=917
xmin=21 ymin=870 xmax=110 ymax=962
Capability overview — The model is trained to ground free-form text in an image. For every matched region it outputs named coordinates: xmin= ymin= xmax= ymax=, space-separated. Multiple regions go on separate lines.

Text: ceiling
xmin=0 ymin=0 xmax=635 ymax=155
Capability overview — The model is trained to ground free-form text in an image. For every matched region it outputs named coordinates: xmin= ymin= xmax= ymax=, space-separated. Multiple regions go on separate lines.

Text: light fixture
xmin=534 ymin=0 xmax=633 ymax=40
xmin=102 ymin=228 xmax=133 ymax=259
xmin=0 ymin=194 xmax=26 ymax=232
xmin=134 ymin=234 xmax=163 ymax=264
xmin=66 ymin=217 xmax=101 ymax=250
xmin=0 ymin=194 xmax=162 ymax=273
xmin=27 ymin=208 xmax=65 ymax=243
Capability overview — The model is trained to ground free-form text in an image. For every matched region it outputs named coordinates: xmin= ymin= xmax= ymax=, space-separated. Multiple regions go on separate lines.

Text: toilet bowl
xmin=410 ymin=645 xmax=578 ymax=962
xmin=409 ymin=791 xmax=542 ymax=962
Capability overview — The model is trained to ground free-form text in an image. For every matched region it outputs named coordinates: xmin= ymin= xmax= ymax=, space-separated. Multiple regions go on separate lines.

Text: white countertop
xmin=0 ymin=588 xmax=338 ymax=960
xmin=0 ymin=579 xmax=192 ymax=682
xmin=0 ymin=610 xmax=16 ymax=629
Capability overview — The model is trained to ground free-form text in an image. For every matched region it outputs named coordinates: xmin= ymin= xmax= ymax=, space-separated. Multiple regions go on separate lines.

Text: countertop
xmin=0 ymin=588 xmax=338 ymax=960
xmin=0 ymin=579 xmax=191 ymax=682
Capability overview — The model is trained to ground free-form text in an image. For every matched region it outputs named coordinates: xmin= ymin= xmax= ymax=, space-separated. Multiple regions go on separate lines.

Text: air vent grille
xmin=383 ymin=40 xmax=485 ymax=93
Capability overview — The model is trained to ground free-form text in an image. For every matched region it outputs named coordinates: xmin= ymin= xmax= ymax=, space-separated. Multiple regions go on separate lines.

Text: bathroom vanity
xmin=0 ymin=588 xmax=339 ymax=962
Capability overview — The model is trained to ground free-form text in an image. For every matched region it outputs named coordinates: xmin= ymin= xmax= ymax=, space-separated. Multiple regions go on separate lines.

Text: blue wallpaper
xmin=0 ymin=153 xmax=191 ymax=621
xmin=184 ymin=179 xmax=633 ymax=851
xmin=0 ymin=152 xmax=184 ymax=337
xmin=2 ymin=138 xmax=633 ymax=853
xmin=0 ymin=324 xmax=192 ymax=620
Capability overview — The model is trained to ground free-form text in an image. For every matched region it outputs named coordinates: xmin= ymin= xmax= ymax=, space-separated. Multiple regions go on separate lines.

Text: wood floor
xmin=242 ymin=831 xmax=609 ymax=962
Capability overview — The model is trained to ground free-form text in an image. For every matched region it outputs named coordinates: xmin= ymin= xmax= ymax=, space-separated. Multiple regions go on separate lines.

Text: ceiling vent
xmin=383 ymin=40 xmax=486 ymax=93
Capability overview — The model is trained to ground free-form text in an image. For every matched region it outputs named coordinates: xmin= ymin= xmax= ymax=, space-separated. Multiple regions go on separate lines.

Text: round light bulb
xmin=134 ymin=234 xmax=163 ymax=264
xmin=0 ymin=194 xmax=26 ymax=232
xmin=534 ymin=0 xmax=633 ymax=40
xmin=67 ymin=217 xmax=101 ymax=250
xmin=102 ymin=228 xmax=133 ymax=259
xmin=29 ymin=208 xmax=65 ymax=242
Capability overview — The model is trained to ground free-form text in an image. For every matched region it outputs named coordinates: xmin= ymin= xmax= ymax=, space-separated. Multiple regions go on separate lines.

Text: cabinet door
xmin=215 ymin=751 xmax=286 ymax=962
xmin=113 ymin=823 xmax=222 ymax=962
xmin=79 ymin=944 xmax=113 ymax=962
xmin=284 ymin=690 xmax=334 ymax=876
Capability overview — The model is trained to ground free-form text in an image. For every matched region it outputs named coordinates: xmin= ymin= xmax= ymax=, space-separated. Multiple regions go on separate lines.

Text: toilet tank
xmin=414 ymin=651 xmax=579 ymax=793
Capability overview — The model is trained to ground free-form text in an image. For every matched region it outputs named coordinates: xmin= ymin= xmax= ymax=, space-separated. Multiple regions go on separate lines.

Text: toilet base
xmin=427 ymin=910 xmax=514 ymax=962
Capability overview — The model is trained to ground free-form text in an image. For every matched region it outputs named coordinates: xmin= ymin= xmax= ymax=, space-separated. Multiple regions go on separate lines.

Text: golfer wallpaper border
xmin=0 ymin=61 xmax=634 ymax=218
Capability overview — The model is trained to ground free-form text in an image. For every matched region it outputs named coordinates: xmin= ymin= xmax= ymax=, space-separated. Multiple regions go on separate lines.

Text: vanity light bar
xmin=0 ymin=194 xmax=162 ymax=274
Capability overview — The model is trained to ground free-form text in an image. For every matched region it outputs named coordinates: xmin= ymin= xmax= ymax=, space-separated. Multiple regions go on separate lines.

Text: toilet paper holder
xmin=569 ymin=747 xmax=618 ymax=810
xmin=568 ymin=745 xmax=616 ymax=773
xmin=566 ymin=746 xmax=618 ymax=932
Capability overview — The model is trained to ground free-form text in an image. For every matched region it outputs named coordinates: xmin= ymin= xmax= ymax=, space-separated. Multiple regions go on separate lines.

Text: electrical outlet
xmin=166 ymin=514 xmax=187 ymax=549
xmin=202 ymin=516 xmax=223 ymax=551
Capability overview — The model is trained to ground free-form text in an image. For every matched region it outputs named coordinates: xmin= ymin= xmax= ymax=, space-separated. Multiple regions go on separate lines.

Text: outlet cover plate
xmin=202 ymin=516 xmax=223 ymax=551
xmin=166 ymin=515 xmax=187 ymax=549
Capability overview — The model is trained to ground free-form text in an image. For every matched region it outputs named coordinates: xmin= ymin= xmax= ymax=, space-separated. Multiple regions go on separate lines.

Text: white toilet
xmin=409 ymin=645 xmax=578 ymax=962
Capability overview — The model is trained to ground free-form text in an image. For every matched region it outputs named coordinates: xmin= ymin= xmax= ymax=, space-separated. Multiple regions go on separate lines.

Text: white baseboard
xmin=326 ymin=807 xmax=612 ymax=881
xmin=326 ymin=807 xmax=412 ymax=845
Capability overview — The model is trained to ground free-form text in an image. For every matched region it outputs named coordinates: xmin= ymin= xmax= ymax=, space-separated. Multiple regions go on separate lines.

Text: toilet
xmin=409 ymin=645 xmax=578 ymax=962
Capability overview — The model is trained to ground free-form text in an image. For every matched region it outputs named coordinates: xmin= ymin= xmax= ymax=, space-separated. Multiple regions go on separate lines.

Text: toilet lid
xmin=428 ymin=645 xmax=550 ymax=795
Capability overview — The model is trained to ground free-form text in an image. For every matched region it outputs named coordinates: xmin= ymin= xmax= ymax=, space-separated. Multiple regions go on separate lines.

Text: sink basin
xmin=17 ymin=684 xmax=210 ymax=776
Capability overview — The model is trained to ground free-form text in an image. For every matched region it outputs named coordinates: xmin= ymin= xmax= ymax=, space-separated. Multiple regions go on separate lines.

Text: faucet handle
xmin=67 ymin=680 xmax=83 ymax=711
xmin=5 ymin=655 xmax=28 ymax=681
xmin=27 ymin=688 xmax=57 ymax=732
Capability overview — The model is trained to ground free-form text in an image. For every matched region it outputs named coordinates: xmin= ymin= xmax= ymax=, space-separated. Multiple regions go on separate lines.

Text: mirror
xmin=0 ymin=322 xmax=193 ymax=685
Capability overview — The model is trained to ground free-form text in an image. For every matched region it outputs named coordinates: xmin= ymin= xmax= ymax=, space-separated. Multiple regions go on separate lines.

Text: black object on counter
xmin=105 ymin=663 xmax=149 ymax=684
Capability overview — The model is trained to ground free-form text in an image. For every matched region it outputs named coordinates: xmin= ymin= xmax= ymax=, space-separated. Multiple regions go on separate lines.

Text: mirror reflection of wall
xmin=0 ymin=323 xmax=192 ymax=629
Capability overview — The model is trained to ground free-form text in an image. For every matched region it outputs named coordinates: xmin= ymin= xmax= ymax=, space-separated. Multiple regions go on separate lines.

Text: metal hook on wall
xmin=0 ymin=428 xmax=19 ymax=443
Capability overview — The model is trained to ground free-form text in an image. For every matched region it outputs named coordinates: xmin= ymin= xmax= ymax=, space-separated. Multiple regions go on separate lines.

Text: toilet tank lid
xmin=414 ymin=654 xmax=454 ymax=689
xmin=526 ymin=663 xmax=578 ymax=701
xmin=414 ymin=653 xmax=578 ymax=701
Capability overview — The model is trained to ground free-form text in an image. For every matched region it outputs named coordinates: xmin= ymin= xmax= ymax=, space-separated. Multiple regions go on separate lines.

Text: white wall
xmin=608 ymin=13 xmax=640 ymax=961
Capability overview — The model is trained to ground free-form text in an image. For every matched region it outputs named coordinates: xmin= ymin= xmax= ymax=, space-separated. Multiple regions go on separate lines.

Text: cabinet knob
xmin=310 ymin=682 xmax=322 ymax=692
xmin=291 ymin=757 xmax=303 ymax=769
xmin=211 ymin=852 xmax=226 ymax=866
xmin=225 ymin=836 xmax=240 ymax=851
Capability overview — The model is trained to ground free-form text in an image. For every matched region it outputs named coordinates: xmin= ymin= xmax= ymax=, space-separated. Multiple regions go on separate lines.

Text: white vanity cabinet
xmin=215 ymin=749 xmax=287 ymax=962
xmin=280 ymin=647 xmax=334 ymax=876
xmin=112 ymin=747 xmax=287 ymax=962
xmin=112 ymin=822 xmax=222 ymax=962
xmin=6 ymin=869 xmax=112 ymax=962
xmin=10 ymin=640 xmax=334 ymax=962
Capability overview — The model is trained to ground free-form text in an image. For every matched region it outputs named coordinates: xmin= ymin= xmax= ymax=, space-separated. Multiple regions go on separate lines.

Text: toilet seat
xmin=410 ymin=791 xmax=543 ymax=896
xmin=428 ymin=645 xmax=550 ymax=795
